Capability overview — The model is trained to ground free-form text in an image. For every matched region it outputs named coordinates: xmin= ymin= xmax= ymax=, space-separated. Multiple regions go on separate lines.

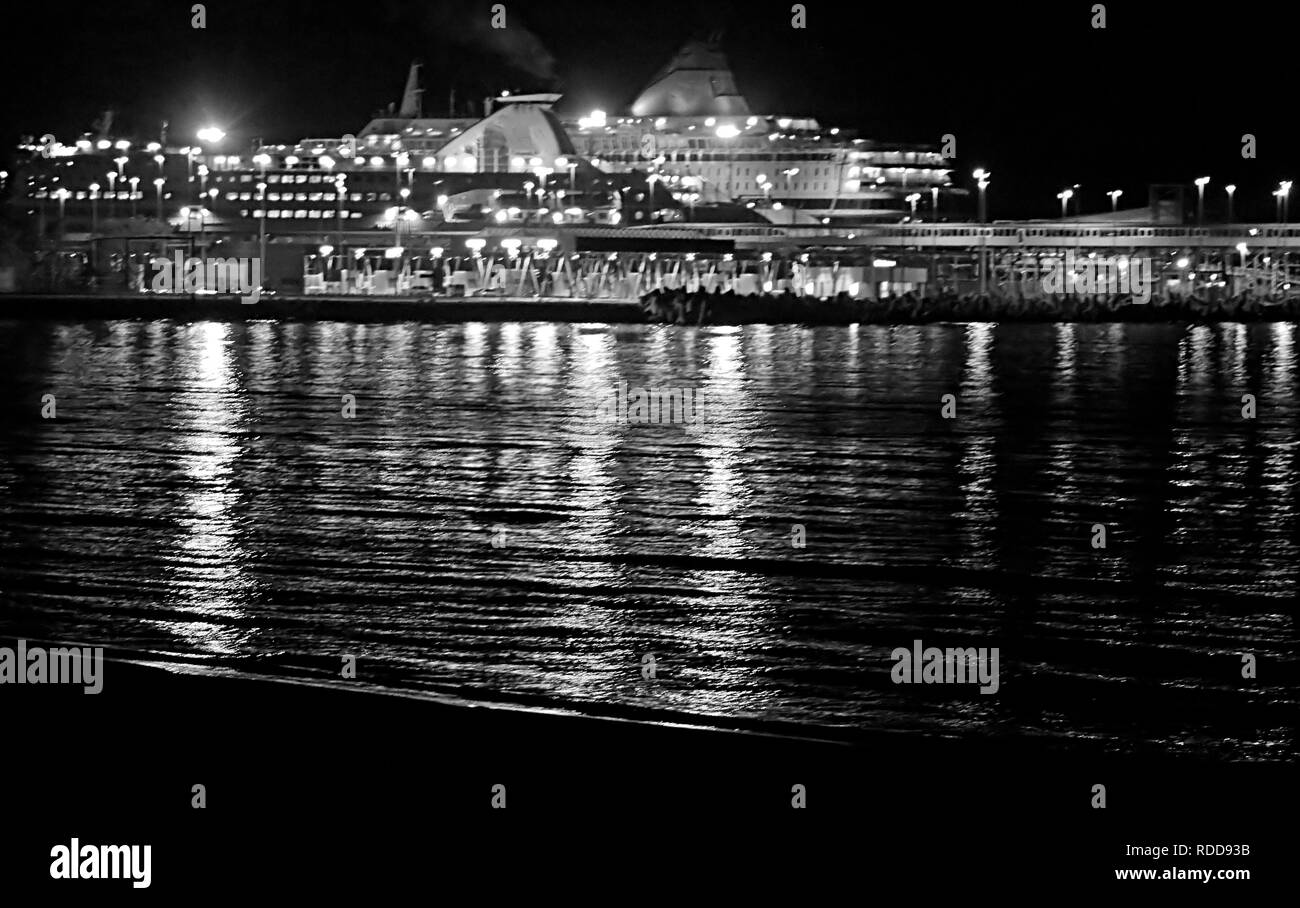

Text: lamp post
xmin=129 ymin=176 xmax=140 ymax=217
xmin=397 ymin=186 xmax=411 ymax=250
xmin=256 ymin=181 xmax=268 ymax=277
xmin=1280 ymin=181 xmax=1293 ymax=223
xmin=197 ymin=164 xmax=209 ymax=200
xmin=114 ymin=156 xmax=128 ymax=178
xmin=106 ymin=171 xmax=118 ymax=217
xmin=335 ymin=173 xmax=347 ymax=265
xmin=89 ymin=183 xmax=100 ymax=234
xmin=1107 ymin=189 xmax=1122 ymax=213
xmin=154 ymin=178 xmax=165 ymax=220
xmin=930 ymin=185 xmax=939 ymax=222
xmin=1225 ymin=184 xmax=1236 ymax=222
xmin=1194 ymin=176 xmax=1210 ymax=225
xmin=1057 ymin=188 xmax=1073 ymax=220
xmin=557 ymin=156 xmax=576 ymax=194
xmin=905 ymin=192 xmax=921 ymax=221
xmin=55 ymin=187 xmax=69 ymax=239
xmin=185 ymin=146 xmax=199 ymax=190
xmin=973 ymin=168 xmax=990 ymax=223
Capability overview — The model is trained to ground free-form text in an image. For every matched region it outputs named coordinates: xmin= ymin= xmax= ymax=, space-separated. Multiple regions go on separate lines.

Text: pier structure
xmin=16 ymin=221 xmax=1300 ymax=300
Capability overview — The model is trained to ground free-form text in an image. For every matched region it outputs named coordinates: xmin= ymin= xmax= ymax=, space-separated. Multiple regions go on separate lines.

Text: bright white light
xmin=384 ymin=246 xmax=404 ymax=259
xmin=716 ymin=124 xmax=739 ymax=138
xmin=873 ymin=258 xmax=897 ymax=268
xmin=1195 ymin=176 xmax=1210 ymax=187
xmin=577 ymin=109 xmax=607 ymax=129
xmin=466 ymin=238 xmax=486 ymax=252
xmin=1176 ymin=257 xmax=1190 ymax=268
xmin=536 ymin=238 xmax=558 ymax=251
xmin=319 ymin=244 xmax=334 ymax=256
xmin=495 ymin=210 xmax=508 ymax=223
xmin=197 ymin=127 xmax=225 ymax=144
xmin=705 ymin=117 xmax=716 ymax=127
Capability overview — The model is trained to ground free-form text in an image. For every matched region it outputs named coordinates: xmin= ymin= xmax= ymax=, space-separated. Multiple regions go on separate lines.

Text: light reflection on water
xmin=0 ymin=319 xmax=1295 ymax=759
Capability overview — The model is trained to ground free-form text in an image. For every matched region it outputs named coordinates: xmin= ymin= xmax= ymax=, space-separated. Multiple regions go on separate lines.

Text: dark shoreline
xmin=3 ymin=642 xmax=1291 ymax=889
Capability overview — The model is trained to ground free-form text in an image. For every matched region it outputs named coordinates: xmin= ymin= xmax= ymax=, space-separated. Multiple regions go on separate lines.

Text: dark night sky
xmin=3 ymin=0 xmax=1299 ymax=219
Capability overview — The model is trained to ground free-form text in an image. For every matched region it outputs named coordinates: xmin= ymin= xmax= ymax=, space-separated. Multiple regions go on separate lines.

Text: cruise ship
xmin=10 ymin=37 xmax=956 ymax=239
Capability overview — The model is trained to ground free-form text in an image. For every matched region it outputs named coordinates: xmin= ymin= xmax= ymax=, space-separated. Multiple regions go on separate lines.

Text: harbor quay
xmin=8 ymin=221 xmax=1300 ymax=307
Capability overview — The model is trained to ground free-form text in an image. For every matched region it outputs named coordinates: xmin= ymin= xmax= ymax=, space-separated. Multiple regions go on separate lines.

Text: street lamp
xmin=1057 ymin=188 xmax=1074 ymax=219
xmin=1280 ymin=181 xmax=1293 ymax=223
xmin=905 ymin=192 xmax=921 ymax=220
xmin=55 ymin=187 xmax=70 ymax=238
xmin=106 ymin=171 xmax=118 ymax=217
xmin=333 ymin=174 xmax=348 ymax=275
xmin=973 ymin=168 xmax=990 ymax=222
xmin=256 ymin=181 xmax=268 ymax=272
xmin=129 ymin=177 xmax=140 ymax=217
xmin=114 ymin=156 xmax=128 ymax=177
xmin=1107 ymin=189 xmax=1122 ymax=212
xmin=89 ymin=183 xmax=100 ymax=234
xmin=1194 ymin=176 xmax=1210 ymax=225
xmin=930 ymin=185 xmax=939 ymax=221
xmin=556 ymin=156 xmax=577 ymax=192
xmin=153 ymin=178 xmax=165 ymax=220
xmin=1225 ymin=184 xmax=1236 ymax=222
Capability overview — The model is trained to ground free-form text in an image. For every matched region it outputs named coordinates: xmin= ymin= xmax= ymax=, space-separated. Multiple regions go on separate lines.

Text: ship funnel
xmin=398 ymin=62 xmax=424 ymax=118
